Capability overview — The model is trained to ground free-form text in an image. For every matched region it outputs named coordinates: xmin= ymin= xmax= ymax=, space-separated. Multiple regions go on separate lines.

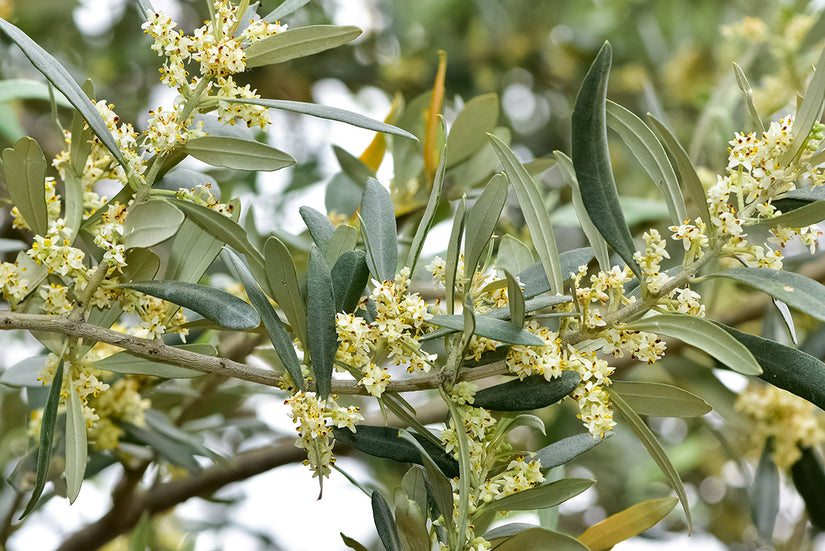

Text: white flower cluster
xmin=175 ymin=184 xmax=235 ymax=217
xmin=709 ymin=117 xmax=823 ymax=267
xmin=335 ymin=268 xmax=436 ymax=397
xmin=141 ymin=1 xmax=282 ymax=129
xmin=439 ymin=384 xmax=543 ymax=548
xmin=284 ymin=391 xmax=363 ymax=480
xmin=736 ymin=383 xmax=825 ymax=469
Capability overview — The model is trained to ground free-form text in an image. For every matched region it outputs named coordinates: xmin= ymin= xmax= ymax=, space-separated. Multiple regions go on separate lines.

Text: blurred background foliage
xmin=1 ymin=0 xmax=825 ymax=549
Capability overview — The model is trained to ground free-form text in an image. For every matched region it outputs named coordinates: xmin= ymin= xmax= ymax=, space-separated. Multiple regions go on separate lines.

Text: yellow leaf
xmin=423 ymin=50 xmax=446 ymax=186
xmin=578 ymin=497 xmax=678 ymax=551
xmin=359 ymin=93 xmax=403 ymax=172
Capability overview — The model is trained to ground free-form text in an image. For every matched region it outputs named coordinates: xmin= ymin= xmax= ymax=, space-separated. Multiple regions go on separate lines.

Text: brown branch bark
xmin=56 ymin=402 xmax=449 ymax=551
xmin=55 ymin=444 xmax=306 ymax=551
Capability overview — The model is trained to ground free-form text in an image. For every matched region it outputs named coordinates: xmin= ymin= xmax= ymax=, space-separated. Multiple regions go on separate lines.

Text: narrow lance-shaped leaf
xmin=611 ymin=391 xmax=691 ymax=529
xmin=490 ymin=134 xmax=565 ymax=294
xmin=393 ymin=488 xmax=429 ymax=551
xmin=578 ymin=497 xmax=679 ymax=551
xmin=626 ymin=313 xmax=761 ymax=375
xmin=732 ymin=62 xmax=765 ymax=133
xmin=245 ymin=25 xmax=362 ymax=67
xmin=424 ymin=51 xmax=446 ymax=184
xmin=360 ymin=178 xmax=398 ymax=283
xmin=264 ymin=236 xmax=307 ymax=347
xmin=173 ymin=199 xmax=266 ymax=284
xmin=446 ymin=397 xmax=473 ymax=547
xmin=647 ymin=115 xmax=712 ymax=225
xmin=341 ymin=533 xmax=369 ymax=551
xmin=554 ymin=151 xmax=610 ymax=271
xmin=610 ymin=381 xmax=712 ymax=417
xmin=446 ymin=93 xmax=499 ymax=167
xmin=504 ymin=269 xmax=525 ymax=328
xmin=2 ymin=137 xmax=49 ymax=236
xmin=708 ymin=267 xmax=825 ymax=323
xmin=121 ymin=280 xmax=260 ymax=330
xmin=262 ymin=0 xmax=310 ymax=22
xmin=720 ymin=325 xmax=825 ymax=411
xmin=306 ymin=246 xmax=337 ymax=398
xmin=224 ymin=98 xmax=418 ymax=141
xmin=791 ymin=447 xmax=825 ymax=530
xmin=0 ymin=79 xmax=72 ymax=106
xmin=483 ymin=478 xmax=594 ymax=514
xmin=428 ymin=314 xmax=543 ymax=346
xmin=492 ymin=527 xmax=591 ymax=551
xmin=752 ymin=440 xmax=780 ymax=540
xmin=325 ymin=224 xmax=358 ymax=267
xmin=225 ymin=249 xmax=304 ymax=390
xmin=333 ymin=425 xmax=459 ymax=478
xmin=497 ymin=235 xmax=535 ymax=275
xmin=445 ymin=197 xmax=466 ymax=314
xmin=165 ymin=219 xmax=225 ymax=283
xmin=464 ymin=174 xmax=508 ymax=277
xmin=533 ymin=433 xmax=606 ymax=470
xmin=571 ymin=42 xmax=641 ymax=277
xmin=0 ymin=19 xmax=127 ymax=168
xmin=65 ymin=381 xmax=87 ymax=504
xmin=182 ymin=136 xmax=295 ymax=171
xmin=406 ymin=121 xmax=446 ymax=275
xmin=605 ymin=100 xmax=686 ymax=224
xmin=397 ymin=429 xmax=454 ymax=524
xmin=300 ymin=205 xmax=336 ymax=253
xmin=471 ymin=371 xmax=581 ymax=411
xmin=69 ymin=79 xmax=95 ymax=176
xmin=371 ymin=491 xmax=403 ymax=551
xmin=331 ymin=250 xmax=370 ymax=313
xmin=333 ymin=145 xmax=375 ymax=187
xmin=21 ymin=358 xmax=64 ymax=519
xmin=758 ymin=200 xmax=825 ymax=228
xmin=781 ymin=46 xmax=825 ymax=165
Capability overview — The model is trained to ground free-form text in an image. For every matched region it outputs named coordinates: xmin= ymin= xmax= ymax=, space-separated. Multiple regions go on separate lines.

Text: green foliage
xmin=571 ymin=42 xmax=641 ymax=277
xmin=122 ymin=281 xmax=260 ymax=330
xmin=2 ymin=1 xmax=825 ymax=549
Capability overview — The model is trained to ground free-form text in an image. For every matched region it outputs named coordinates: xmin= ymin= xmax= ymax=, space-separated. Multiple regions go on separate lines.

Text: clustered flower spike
xmin=335 ymin=267 xmax=436 ymax=398
xmin=736 ymin=384 xmax=825 ymax=469
xmin=706 ymin=117 xmax=823 ymax=267
xmin=141 ymin=0 xmax=285 ymax=130
xmin=439 ymin=384 xmax=544 ymax=549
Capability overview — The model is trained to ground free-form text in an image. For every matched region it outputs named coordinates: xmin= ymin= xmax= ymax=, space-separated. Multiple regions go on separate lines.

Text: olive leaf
xmin=121 ymin=280 xmax=260 ymax=331
xmin=571 ymin=42 xmax=641 ymax=277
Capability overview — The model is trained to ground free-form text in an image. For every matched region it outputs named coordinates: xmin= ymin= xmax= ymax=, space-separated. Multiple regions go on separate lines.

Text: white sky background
xmin=5 ymin=0 xmax=825 ymax=550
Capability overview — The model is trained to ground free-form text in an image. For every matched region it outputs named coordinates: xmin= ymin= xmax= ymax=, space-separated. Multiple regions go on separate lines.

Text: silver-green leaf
xmin=571 ymin=42 xmax=641 ymax=277
xmin=306 ymin=246 xmax=337 ymax=398
xmin=2 ymin=137 xmax=49 ymax=236
xmin=709 ymin=267 xmax=825 ymax=323
xmin=182 ymin=136 xmax=295 ymax=171
xmin=490 ymin=133 xmax=564 ymax=294
xmin=225 ymin=249 xmax=303 ymax=389
xmin=122 ymin=280 xmax=260 ymax=330
xmin=65 ymin=381 xmax=88 ymax=504
xmin=612 ymin=391 xmax=691 ymax=529
xmin=464 ymin=173 xmax=508 ymax=277
xmin=123 ymin=200 xmax=184 ymax=249
xmin=245 ymin=25 xmax=362 ymax=67
xmin=626 ymin=313 xmax=762 ymax=375
xmin=224 ymin=97 xmax=418 ymax=141
xmin=360 ymin=178 xmax=398 ymax=283
xmin=610 ymin=381 xmax=712 ymax=417
xmin=606 ymin=100 xmax=686 ymax=225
